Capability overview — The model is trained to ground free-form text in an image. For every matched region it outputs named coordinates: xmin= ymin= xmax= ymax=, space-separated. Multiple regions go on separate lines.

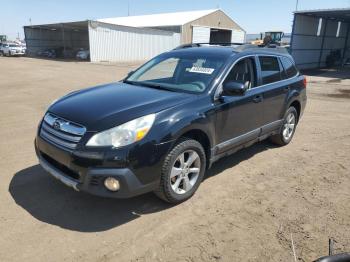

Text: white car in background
xmin=0 ymin=43 xmax=4 ymax=55
xmin=1 ymin=43 xmax=26 ymax=56
xmin=76 ymin=49 xmax=90 ymax=60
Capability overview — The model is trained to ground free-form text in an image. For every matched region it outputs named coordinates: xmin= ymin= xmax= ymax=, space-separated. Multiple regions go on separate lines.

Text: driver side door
xmin=214 ymin=56 xmax=264 ymax=155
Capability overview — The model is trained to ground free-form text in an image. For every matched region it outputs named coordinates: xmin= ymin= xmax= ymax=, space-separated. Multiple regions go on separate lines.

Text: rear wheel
xmin=270 ymin=107 xmax=298 ymax=146
xmin=154 ymin=138 xmax=206 ymax=203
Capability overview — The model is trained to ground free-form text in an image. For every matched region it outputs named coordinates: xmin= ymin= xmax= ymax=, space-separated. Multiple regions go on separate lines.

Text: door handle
xmin=253 ymin=95 xmax=263 ymax=103
xmin=284 ymin=86 xmax=290 ymax=92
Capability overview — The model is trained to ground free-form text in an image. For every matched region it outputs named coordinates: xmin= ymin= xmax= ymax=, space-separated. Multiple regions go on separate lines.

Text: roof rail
xmin=173 ymin=42 xmax=290 ymax=54
xmin=234 ymin=44 xmax=290 ymax=54
xmin=173 ymin=42 xmax=244 ymax=50
xmin=173 ymin=43 xmax=202 ymax=50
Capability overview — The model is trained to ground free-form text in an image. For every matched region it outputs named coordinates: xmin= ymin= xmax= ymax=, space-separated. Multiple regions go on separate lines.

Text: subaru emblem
xmin=53 ymin=120 xmax=61 ymax=130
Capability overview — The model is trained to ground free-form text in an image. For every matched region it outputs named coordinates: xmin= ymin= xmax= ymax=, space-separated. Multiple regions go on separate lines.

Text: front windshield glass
xmin=126 ymin=53 xmax=228 ymax=93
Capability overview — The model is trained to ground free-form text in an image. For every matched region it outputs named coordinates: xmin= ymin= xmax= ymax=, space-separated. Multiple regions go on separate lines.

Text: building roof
xmin=294 ymin=8 xmax=350 ymax=22
xmin=25 ymin=21 xmax=88 ymax=30
xmin=98 ymin=9 xmax=219 ymax=27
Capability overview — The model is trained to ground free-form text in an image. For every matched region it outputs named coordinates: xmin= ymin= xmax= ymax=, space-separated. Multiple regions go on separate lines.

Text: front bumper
xmin=76 ymin=55 xmax=88 ymax=60
xmin=9 ymin=51 xmax=25 ymax=56
xmin=35 ymin=135 xmax=171 ymax=198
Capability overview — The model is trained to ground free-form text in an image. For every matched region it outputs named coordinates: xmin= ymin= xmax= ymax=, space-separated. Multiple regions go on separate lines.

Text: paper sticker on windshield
xmin=188 ymin=66 xmax=215 ymax=75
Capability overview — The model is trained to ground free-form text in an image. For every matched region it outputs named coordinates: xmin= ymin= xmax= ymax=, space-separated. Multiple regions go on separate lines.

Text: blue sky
xmin=1 ymin=0 xmax=350 ymax=39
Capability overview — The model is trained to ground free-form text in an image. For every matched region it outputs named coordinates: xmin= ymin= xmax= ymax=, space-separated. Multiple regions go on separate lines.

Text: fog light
xmin=104 ymin=177 xmax=120 ymax=192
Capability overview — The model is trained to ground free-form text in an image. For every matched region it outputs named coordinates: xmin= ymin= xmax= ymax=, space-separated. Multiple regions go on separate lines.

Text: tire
xmin=0 ymin=51 xmax=3 ymax=57
xmin=154 ymin=138 xmax=206 ymax=204
xmin=270 ymin=106 xmax=298 ymax=146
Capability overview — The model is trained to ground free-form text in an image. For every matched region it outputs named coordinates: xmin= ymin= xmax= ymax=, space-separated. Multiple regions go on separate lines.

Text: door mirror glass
xmin=222 ymin=81 xmax=247 ymax=96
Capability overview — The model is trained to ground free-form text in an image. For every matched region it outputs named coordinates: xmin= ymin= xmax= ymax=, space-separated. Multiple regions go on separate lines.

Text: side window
xmin=258 ymin=56 xmax=282 ymax=85
xmin=224 ymin=57 xmax=257 ymax=89
xmin=280 ymin=56 xmax=298 ymax=79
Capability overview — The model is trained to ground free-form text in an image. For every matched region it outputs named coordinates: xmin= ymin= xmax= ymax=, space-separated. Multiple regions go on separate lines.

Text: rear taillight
xmin=303 ymin=77 xmax=307 ymax=88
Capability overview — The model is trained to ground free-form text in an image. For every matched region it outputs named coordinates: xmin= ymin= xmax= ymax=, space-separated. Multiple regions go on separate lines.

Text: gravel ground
xmin=0 ymin=57 xmax=349 ymax=262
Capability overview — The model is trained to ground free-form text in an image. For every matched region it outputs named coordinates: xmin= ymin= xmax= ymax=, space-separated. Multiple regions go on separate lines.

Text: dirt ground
xmin=0 ymin=57 xmax=349 ymax=262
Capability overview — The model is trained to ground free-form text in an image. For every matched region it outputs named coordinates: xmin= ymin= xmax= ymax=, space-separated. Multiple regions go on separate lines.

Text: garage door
xmin=192 ymin=26 xmax=210 ymax=43
xmin=231 ymin=30 xmax=246 ymax=43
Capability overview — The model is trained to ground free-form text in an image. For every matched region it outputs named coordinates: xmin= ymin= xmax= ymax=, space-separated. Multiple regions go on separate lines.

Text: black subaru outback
xmin=35 ymin=44 xmax=307 ymax=203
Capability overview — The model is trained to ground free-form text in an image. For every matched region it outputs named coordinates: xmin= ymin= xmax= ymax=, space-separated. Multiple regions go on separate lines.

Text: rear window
xmin=280 ymin=56 xmax=298 ymax=78
xmin=259 ymin=56 xmax=282 ymax=85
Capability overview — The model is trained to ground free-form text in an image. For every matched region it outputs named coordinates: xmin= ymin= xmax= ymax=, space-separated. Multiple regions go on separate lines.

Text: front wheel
xmin=154 ymin=138 xmax=206 ymax=203
xmin=270 ymin=106 xmax=298 ymax=146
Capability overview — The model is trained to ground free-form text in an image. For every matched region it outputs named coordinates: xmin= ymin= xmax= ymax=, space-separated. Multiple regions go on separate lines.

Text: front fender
xmin=153 ymin=97 xmax=216 ymax=151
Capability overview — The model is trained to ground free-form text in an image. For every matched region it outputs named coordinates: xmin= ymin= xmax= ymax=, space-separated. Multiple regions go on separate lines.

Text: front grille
xmin=41 ymin=152 xmax=80 ymax=180
xmin=40 ymin=113 xmax=86 ymax=150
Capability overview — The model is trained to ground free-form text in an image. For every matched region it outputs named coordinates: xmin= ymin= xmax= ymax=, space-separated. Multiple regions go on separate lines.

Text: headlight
xmin=86 ymin=114 xmax=155 ymax=148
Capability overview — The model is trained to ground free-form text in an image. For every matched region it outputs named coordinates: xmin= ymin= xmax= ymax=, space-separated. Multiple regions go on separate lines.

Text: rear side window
xmin=259 ymin=56 xmax=282 ymax=85
xmin=280 ymin=56 xmax=298 ymax=79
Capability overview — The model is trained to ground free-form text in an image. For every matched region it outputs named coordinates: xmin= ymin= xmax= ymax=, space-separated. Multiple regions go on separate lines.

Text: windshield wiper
xmin=123 ymin=79 xmax=136 ymax=85
xmin=124 ymin=80 xmax=176 ymax=92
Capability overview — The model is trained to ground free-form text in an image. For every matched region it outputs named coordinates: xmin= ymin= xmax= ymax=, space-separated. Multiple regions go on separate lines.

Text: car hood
xmin=49 ymin=82 xmax=196 ymax=131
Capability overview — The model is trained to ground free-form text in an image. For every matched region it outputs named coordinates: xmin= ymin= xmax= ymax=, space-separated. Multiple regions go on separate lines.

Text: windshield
xmin=126 ymin=53 xmax=227 ymax=93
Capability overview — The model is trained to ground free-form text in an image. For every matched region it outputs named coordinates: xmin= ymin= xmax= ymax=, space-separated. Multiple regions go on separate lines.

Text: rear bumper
xmin=35 ymin=135 xmax=170 ymax=198
xmin=300 ymin=90 xmax=307 ymax=119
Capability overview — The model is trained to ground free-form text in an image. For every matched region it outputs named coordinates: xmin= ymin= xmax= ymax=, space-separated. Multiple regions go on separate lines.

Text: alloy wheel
xmin=170 ymin=150 xmax=201 ymax=194
xmin=283 ymin=112 xmax=296 ymax=140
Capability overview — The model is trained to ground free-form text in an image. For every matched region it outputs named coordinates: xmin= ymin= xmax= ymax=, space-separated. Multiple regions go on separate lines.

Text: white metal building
xmin=290 ymin=8 xmax=350 ymax=69
xmin=88 ymin=21 xmax=180 ymax=62
xmin=24 ymin=21 xmax=180 ymax=62
xmin=24 ymin=9 xmax=245 ymax=63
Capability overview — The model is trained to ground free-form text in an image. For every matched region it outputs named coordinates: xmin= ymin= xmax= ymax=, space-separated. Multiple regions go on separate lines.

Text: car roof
xmin=170 ymin=44 xmax=292 ymax=59
xmin=170 ymin=46 xmax=235 ymax=57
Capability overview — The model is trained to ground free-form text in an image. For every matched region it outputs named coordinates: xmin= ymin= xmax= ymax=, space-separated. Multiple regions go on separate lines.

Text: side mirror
xmin=222 ymin=81 xmax=247 ymax=96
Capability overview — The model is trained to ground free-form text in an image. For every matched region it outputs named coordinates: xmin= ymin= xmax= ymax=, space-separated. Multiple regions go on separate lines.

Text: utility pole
xmin=295 ymin=0 xmax=299 ymax=11
xmin=128 ymin=0 xmax=130 ymax=16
